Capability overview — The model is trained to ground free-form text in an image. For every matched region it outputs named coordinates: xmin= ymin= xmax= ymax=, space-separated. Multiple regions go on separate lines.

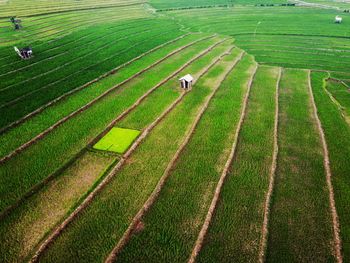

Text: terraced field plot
xmin=1 ymin=0 xmax=350 ymax=262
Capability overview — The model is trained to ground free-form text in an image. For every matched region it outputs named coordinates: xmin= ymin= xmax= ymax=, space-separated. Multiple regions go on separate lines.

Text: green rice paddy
xmin=1 ymin=0 xmax=350 ymax=262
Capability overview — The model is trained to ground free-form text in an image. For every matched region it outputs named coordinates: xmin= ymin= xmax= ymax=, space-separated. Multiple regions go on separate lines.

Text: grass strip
xmin=0 ymin=37 xmax=219 ymax=215
xmin=192 ymin=65 xmax=277 ymax=263
xmin=0 ymin=34 xmax=208 ymax=162
xmin=0 ymin=38 xmax=227 ymax=263
xmin=311 ymin=71 xmax=350 ymax=262
xmin=266 ymin=69 xmax=334 ymax=262
xmin=105 ymin=48 xmax=238 ymax=263
xmin=0 ymin=32 xmax=194 ymax=146
xmin=259 ymin=67 xmax=281 ymax=263
xmin=307 ymin=70 xmax=342 ymax=263
xmin=114 ymin=49 xmax=247 ymax=263
xmin=34 ymin=40 xmax=233 ymax=263
xmin=0 ymin=151 xmax=117 ymax=262
xmin=188 ymin=57 xmax=257 ymax=263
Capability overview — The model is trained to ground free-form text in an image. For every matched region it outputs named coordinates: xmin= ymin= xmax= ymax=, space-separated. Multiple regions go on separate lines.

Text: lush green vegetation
xmin=0 ymin=36 xmax=218 ymax=213
xmin=115 ymin=51 xmax=251 ymax=262
xmin=1 ymin=0 xmax=350 ymax=261
xmin=170 ymin=6 xmax=350 ymax=72
xmin=0 ymin=33 xmax=201 ymax=159
xmin=93 ymin=127 xmax=141 ymax=153
xmin=311 ymin=72 xmax=350 ymax=262
xmin=38 ymin=39 xmax=234 ymax=263
xmin=196 ymin=65 xmax=278 ymax=262
xmin=267 ymin=69 xmax=334 ymax=262
xmin=0 ymin=18 xmax=183 ymax=128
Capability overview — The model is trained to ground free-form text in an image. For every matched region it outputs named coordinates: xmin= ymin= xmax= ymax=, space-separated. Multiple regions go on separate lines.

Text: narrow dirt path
xmin=258 ymin=67 xmax=282 ymax=263
xmin=307 ymin=70 xmax=343 ymax=263
xmin=187 ymin=60 xmax=258 ymax=263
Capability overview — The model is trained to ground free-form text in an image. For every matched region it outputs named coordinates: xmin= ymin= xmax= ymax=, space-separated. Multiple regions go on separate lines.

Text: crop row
xmin=113 ymin=49 xmax=248 ymax=262
xmin=267 ymin=69 xmax=335 ymax=261
xmin=0 ymin=5 xmax=148 ymax=47
xmin=0 ymin=36 xmax=219 ymax=215
xmin=196 ymin=65 xmax=279 ymax=262
xmin=33 ymin=39 xmax=234 ymax=263
xmin=311 ymin=71 xmax=350 ymax=262
xmin=106 ymin=47 xmax=237 ymax=262
xmin=0 ymin=21 xmax=163 ymax=90
xmin=0 ymin=36 xmax=227 ymax=263
xmin=0 ymin=33 xmax=200 ymax=157
xmin=0 ymin=35 xmax=213 ymax=165
xmin=0 ymin=0 xmax=144 ymax=18
xmin=0 ymin=17 xmax=156 ymax=73
xmin=0 ymin=24 xmax=183 ymax=128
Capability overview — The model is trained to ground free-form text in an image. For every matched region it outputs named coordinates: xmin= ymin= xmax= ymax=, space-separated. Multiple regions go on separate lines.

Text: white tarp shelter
xmin=179 ymin=74 xmax=194 ymax=89
xmin=335 ymin=15 xmax=342 ymax=23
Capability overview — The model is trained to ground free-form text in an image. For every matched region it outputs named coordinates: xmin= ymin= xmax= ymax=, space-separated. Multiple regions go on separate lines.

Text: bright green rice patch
xmin=93 ymin=127 xmax=140 ymax=154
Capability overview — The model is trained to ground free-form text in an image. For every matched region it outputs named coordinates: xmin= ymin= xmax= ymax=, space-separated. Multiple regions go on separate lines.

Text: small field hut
xmin=335 ymin=15 xmax=342 ymax=23
xmin=179 ymin=74 xmax=194 ymax=89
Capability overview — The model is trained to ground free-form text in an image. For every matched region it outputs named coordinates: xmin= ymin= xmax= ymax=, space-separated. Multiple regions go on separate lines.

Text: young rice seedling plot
xmin=36 ymin=40 xmax=234 ymax=263
xmin=195 ymin=65 xmax=279 ymax=263
xmin=93 ymin=128 xmax=141 ymax=154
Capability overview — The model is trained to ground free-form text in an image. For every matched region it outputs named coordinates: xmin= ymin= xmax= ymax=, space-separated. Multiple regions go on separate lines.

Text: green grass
xmin=38 ymin=42 xmax=235 ymax=263
xmin=267 ymin=69 xmax=334 ymax=262
xmin=93 ymin=127 xmax=141 ymax=154
xmin=0 ymin=18 xmax=183 ymax=128
xmin=0 ymin=33 xmax=202 ymax=159
xmin=0 ymin=151 xmax=116 ymax=262
xmin=325 ymin=79 xmax=350 ymax=118
xmin=0 ymin=36 xmax=219 ymax=214
xmin=0 ymin=35 xmax=231 ymax=263
xmin=115 ymin=51 xmax=251 ymax=263
xmin=169 ymin=6 xmax=350 ymax=72
xmin=197 ymin=65 xmax=278 ymax=262
xmin=311 ymin=71 xmax=350 ymax=262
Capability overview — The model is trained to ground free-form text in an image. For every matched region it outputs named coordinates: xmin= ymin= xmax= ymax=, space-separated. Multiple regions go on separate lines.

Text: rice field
xmin=1 ymin=0 xmax=350 ymax=262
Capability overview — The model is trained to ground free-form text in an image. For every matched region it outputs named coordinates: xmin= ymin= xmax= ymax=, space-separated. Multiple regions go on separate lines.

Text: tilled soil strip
xmin=0 ymin=33 xmax=192 ymax=135
xmin=258 ymin=67 xmax=282 ymax=263
xmin=307 ymin=70 xmax=343 ymax=263
xmin=0 ymin=34 xmax=215 ymax=164
xmin=104 ymin=48 xmax=240 ymax=263
xmin=188 ymin=60 xmax=258 ymax=263
xmin=0 ymin=38 xmax=224 ymax=221
xmin=29 ymin=40 xmax=228 ymax=263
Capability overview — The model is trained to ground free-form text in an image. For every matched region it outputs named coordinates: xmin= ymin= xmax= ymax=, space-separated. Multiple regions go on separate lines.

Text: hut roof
xmin=179 ymin=74 xmax=194 ymax=82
